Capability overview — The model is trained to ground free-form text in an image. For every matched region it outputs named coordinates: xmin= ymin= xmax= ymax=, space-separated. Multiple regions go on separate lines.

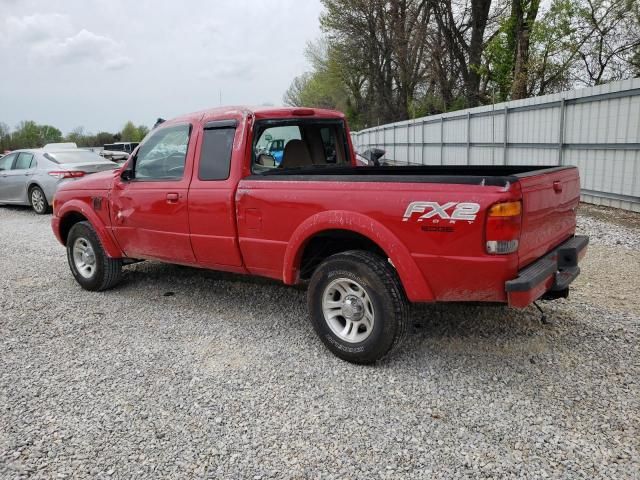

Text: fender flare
xmin=282 ymin=210 xmax=434 ymax=302
xmin=57 ymin=199 xmax=124 ymax=258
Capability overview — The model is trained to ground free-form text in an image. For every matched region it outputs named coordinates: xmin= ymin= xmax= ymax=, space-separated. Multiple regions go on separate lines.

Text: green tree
xmin=96 ymin=132 xmax=116 ymax=146
xmin=120 ymin=121 xmax=139 ymax=141
xmin=40 ymin=125 xmax=63 ymax=145
xmin=0 ymin=122 xmax=11 ymax=152
xmin=65 ymin=126 xmax=86 ymax=146
xmin=120 ymin=121 xmax=149 ymax=142
xmin=286 ymin=0 xmax=639 ymax=127
xmin=11 ymin=120 xmax=45 ymax=150
xmin=137 ymin=125 xmax=150 ymax=140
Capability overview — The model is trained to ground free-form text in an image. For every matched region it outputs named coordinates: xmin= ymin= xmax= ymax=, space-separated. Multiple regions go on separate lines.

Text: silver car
xmin=0 ymin=147 xmax=119 ymax=214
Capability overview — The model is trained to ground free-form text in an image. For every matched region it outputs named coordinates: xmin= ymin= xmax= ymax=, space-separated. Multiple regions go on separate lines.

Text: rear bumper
xmin=506 ymin=235 xmax=588 ymax=308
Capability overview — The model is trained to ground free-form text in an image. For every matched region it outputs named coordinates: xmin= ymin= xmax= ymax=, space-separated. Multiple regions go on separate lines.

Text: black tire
xmin=66 ymin=221 xmax=122 ymax=291
xmin=307 ymin=250 xmax=410 ymax=364
xmin=29 ymin=185 xmax=50 ymax=214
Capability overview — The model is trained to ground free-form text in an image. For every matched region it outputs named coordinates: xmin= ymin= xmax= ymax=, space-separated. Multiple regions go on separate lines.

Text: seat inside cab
xmin=253 ymin=120 xmax=350 ymax=173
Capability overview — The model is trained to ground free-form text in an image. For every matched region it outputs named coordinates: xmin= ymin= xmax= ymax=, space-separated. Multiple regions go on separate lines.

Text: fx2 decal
xmin=403 ymin=201 xmax=481 ymax=224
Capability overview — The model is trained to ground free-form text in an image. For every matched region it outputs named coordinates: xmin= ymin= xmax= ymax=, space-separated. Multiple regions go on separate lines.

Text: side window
xmin=134 ymin=124 xmax=190 ymax=180
xmin=14 ymin=153 xmax=34 ymax=170
xmin=0 ymin=153 xmax=17 ymax=170
xmin=199 ymin=127 xmax=235 ymax=181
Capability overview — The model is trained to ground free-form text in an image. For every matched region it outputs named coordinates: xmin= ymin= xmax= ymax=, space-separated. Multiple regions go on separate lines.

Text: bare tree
xmin=510 ymin=0 xmax=541 ymax=99
xmin=575 ymin=0 xmax=640 ymax=85
xmin=434 ymin=0 xmax=494 ymax=107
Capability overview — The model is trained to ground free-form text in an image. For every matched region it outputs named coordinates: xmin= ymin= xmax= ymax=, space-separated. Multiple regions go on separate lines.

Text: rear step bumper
xmin=506 ymin=235 xmax=589 ymax=308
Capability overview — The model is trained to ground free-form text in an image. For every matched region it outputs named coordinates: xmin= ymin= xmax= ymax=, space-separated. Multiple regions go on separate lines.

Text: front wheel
xmin=67 ymin=221 xmax=122 ymax=291
xmin=307 ymin=250 xmax=410 ymax=364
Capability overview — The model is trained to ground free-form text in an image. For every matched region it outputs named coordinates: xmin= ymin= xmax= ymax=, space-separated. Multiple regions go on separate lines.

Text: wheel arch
xmin=282 ymin=210 xmax=434 ymax=302
xmin=56 ymin=201 xmax=123 ymax=258
xmin=26 ymin=181 xmax=45 ymax=201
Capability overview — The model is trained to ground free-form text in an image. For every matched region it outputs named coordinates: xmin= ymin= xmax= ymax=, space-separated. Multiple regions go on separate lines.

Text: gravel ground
xmin=0 ymin=204 xmax=638 ymax=479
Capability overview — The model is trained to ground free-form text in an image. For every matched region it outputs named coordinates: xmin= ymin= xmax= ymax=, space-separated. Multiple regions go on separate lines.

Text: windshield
xmin=44 ymin=150 xmax=109 ymax=164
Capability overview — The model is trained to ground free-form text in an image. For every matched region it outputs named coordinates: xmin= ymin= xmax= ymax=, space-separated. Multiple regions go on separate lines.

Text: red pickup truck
xmin=52 ymin=106 xmax=588 ymax=363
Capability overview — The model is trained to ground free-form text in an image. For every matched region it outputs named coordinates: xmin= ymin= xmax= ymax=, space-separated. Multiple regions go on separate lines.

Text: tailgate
xmin=517 ymin=167 xmax=580 ymax=268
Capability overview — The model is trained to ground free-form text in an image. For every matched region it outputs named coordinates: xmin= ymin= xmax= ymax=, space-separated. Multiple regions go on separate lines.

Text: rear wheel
xmin=67 ymin=221 xmax=122 ymax=291
xmin=307 ymin=250 xmax=409 ymax=364
xmin=29 ymin=186 xmax=50 ymax=214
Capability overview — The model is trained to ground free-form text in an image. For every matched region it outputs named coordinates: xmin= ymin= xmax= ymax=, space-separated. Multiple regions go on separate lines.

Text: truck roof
xmin=166 ymin=106 xmax=345 ymax=125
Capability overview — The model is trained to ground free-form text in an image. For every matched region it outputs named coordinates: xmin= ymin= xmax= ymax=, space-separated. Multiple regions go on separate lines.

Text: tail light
xmin=48 ymin=171 xmax=86 ymax=179
xmin=485 ymin=201 xmax=522 ymax=254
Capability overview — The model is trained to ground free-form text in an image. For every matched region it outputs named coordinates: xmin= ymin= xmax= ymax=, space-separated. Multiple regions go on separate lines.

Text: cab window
xmin=133 ymin=125 xmax=190 ymax=180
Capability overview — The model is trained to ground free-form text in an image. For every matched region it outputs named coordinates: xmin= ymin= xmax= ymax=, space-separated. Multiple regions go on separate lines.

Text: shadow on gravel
xmin=114 ymin=260 xmax=578 ymax=365
xmin=400 ymin=301 xmax=586 ymax=365
xmin=0 ymin=205 xmax=41 ymax=215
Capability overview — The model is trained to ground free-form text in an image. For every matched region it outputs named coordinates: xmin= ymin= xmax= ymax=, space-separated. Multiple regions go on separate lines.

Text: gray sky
xmin=0 ymin=0 xmax=323 ymax=134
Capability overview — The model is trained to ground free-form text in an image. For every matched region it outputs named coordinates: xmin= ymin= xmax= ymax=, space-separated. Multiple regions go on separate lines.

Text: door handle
xmin=166 ymin=192 xmax=179 ymax=203
xmin=553 ymin=181 xmax=563 ymax=193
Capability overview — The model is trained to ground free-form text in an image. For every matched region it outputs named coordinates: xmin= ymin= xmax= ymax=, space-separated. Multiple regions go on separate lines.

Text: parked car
xmin=52 ymin=106 xmax=588 ymax=363
xmin=99 ymin=149 xmax=129 ymax=163
xmin=99 ymin=142 xmax=140 ymax=163
xmin=267 ymin=139 xmax=285 ymax=165
xmin=103 ymin=142 xmax=139 ymax=154
xmin=0 ymin=147 xmax=118 ymax=214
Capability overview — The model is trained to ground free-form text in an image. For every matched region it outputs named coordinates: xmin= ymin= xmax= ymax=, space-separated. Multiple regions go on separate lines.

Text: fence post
xmin=421 ymin=120 xmax=425 ymax=165
xmin=408 ymin=122 xmax=412 ymax=165
xmin=440 ymin=117 xmax=444 ymax=165
xmin=392 ymin=124 xmax=397 ymax=163
xmin=558 ymin=98 xmax=566 ymax=165
xmin=466 ymin=111 xmax=471 ymax=165
xmin=503 ymin=106 xmax=509 ymax=165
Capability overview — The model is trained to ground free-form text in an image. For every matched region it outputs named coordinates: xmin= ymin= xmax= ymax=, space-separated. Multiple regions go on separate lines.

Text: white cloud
xmin=2 ymin=15 xmax=132 ymax=71
xmin=104 ymin=55 xmax=133 ymax=71
xmin=199 ymin=56 xmax=259 ymax=82
xmin=2 ymin=13 xmax=73 ymax=45
xmin=0 ymin=0 xmax=323 ymax=133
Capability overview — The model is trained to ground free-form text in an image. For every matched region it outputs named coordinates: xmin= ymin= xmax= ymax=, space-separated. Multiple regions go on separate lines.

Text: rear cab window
xmin=251 ymin=119 xmax=350 ymax=174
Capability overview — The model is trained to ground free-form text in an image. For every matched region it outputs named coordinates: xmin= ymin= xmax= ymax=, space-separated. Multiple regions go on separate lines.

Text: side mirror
xmin=361 ymin=148 xmax=386 ymax=166
xmin=120 ymin=168 xmax=134 ymax=181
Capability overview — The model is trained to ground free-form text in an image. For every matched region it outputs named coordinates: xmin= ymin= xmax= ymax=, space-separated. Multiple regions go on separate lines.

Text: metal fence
xmin=351 ymin=78 xmax=640 ymax=212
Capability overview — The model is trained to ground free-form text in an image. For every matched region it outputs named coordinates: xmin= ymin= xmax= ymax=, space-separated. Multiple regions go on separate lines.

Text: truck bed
xmin=239 ymin=164 xmax=581 ymax=300
xmin=251 ymin=165 xmax=572 ymax=187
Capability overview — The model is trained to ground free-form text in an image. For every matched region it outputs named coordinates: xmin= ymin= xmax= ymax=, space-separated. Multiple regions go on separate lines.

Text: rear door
xmin=517 ymin=167 xmax=581 ymax=267
xmin=110 ymin=123 xmax=196 ymax=263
